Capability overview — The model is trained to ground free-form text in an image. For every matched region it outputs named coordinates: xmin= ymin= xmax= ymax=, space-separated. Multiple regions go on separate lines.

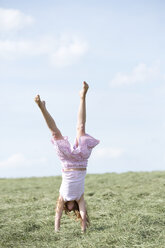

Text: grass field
xmin=0 ymin=172 xmax=165 ymax=248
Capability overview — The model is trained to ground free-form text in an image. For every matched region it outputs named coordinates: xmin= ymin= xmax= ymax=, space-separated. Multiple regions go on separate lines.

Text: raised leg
xmin=34 ymin=95 xmax=63 ymax=140
xmin=76 ymin=81 xmax=89 ymax=144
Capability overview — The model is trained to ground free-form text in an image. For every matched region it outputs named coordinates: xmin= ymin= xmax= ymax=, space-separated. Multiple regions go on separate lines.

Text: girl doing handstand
xmin=34 ymin=81 xmax=99 ymax=232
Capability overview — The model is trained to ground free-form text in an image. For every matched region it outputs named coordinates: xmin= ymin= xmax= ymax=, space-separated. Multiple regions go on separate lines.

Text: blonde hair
xmin=55 ymin=196 xmax=90 ymax=228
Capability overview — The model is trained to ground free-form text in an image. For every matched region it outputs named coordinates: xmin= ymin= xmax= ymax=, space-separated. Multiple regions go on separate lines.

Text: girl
xmin=34 ymin=81 xmax=99 ymax=232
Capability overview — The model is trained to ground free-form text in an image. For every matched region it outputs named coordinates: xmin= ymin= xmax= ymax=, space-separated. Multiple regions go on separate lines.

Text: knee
xmin=77 ymin=124 xmax=85 ymax=132
xmin=52 ymin=130 xmax=62 ymax=140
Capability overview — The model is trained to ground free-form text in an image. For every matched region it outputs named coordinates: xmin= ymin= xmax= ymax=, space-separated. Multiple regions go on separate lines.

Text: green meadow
xmin=0 ymin=172 xmax=165 ymax=248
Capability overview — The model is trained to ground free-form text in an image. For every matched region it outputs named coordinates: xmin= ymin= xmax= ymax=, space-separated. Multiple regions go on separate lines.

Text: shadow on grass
xmin=24 ymin=223 xmax=41 ymax=232
xmin=90 ymin=224 xmax=110 ymax=232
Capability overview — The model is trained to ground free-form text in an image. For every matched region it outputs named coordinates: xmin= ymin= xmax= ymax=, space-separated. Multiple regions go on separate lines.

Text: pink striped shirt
xmin=51 ymin=134 xmax=100 ymax=201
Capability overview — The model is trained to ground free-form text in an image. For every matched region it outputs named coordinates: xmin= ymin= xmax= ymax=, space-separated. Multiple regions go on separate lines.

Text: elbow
xmin=55 ymin=215 xmax=61 ymax=221
xmin=80 ymin=211 xmax=86 ymax=221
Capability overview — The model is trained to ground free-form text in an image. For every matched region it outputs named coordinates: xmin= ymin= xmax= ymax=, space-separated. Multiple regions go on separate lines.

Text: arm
xmin=78 ymin=194 xmax=87 ymax=232
xmin=55 ymin=196 xmax=64 ymax=232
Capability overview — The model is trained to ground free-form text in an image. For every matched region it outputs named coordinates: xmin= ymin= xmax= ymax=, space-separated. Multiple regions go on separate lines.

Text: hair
xmin=56 ymin=196 xmax=90 ymax=228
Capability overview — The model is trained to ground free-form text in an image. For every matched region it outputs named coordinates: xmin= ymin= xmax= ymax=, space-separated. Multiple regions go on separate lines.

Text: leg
xmin=34 ymin=95 xmax=63 ymax=140
xmin=76 ymin=81 xmax=89 ymax=144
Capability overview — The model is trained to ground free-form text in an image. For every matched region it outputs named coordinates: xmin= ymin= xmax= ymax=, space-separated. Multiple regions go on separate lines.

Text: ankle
xmin=80 ymin=95 xmax=86 ymax=100
xmin=39 ymin=103 xmax=46 ymax=111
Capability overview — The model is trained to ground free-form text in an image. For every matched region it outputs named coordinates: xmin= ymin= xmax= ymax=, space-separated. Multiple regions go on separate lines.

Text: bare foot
xmin=34 ymin=95 xmax=46 ymax=108
xmin=79 ymin=81 xmax=89 ymax=98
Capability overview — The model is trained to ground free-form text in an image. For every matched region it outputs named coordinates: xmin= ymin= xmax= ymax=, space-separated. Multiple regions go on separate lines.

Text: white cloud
xmin=50 ymin=36 xmax=88 ymax=67
xmin=0 ymin=8 xmax=88 ymax=66
xmin=0 ymin=38 xmax=52 ymax=60
xmin=0 ymin=35 xmax=89 ymax=66
xmin=110 ymin=62 xmax=160 ymax=86
xmin=0 ymin=153 xmax=46 ymax=168
xmin=0 ymin=8 xmax=34 ymax=31
xmin=93 ymin=147 xmax=124 ymax=159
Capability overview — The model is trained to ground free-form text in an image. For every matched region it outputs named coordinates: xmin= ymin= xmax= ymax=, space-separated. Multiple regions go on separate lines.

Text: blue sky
xmin=0 ymin=0 xmax=165 ymax=178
